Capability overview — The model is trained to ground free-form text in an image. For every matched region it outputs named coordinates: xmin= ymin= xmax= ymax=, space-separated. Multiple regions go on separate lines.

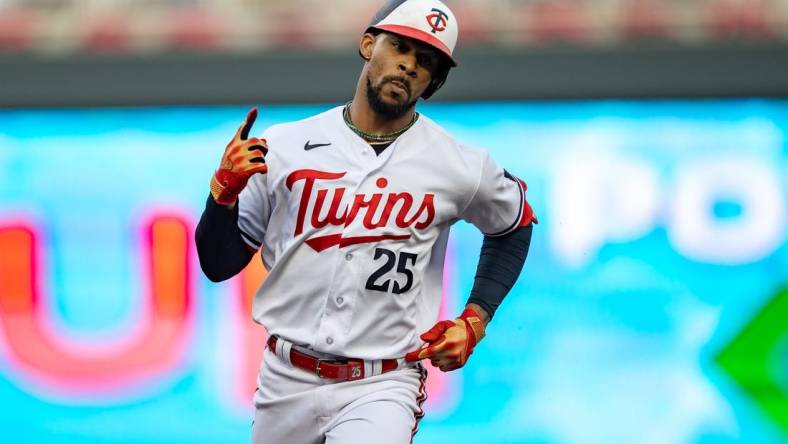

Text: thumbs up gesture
xmin=210 ymin=108 xmax=269 ymax=206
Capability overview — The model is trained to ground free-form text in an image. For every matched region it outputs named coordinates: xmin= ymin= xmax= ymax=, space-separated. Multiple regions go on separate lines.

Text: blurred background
xmin=0 ymin=1 xmax=787 ymax=443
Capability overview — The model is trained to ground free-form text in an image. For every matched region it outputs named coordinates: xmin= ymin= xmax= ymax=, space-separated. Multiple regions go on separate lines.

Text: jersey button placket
xmin=320 ymin=246 xmax=355 ymax=350
xmin=317 ymin=248 xmax=351 ymax=352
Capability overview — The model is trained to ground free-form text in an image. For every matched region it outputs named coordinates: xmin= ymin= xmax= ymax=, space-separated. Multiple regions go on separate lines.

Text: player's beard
xmin=366 ymin=75 xmax=418 ymax=120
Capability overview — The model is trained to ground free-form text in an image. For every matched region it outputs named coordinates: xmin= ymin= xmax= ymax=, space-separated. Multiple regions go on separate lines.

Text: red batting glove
xmin=210 ymin=108 xmax=269 ymax=206
xmin=405 ymin=307 xmax=486 ymax=372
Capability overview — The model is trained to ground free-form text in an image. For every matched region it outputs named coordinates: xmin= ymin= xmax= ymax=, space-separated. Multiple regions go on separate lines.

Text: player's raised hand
xmin=405 ymin=307 xmax=486 ymax=372
xmin=210 ymin=108 xmax=269 ymax=206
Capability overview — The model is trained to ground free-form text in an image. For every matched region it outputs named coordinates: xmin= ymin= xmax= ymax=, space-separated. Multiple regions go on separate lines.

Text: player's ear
xmin=359 ymin=32 xmax=376 ymax=61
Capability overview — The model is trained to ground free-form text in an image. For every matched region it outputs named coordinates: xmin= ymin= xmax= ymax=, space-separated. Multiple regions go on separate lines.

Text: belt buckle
xmin=315 ymin=359 xmax=364 ymax=381
xmin=315 ymin=359 xmax=329 ymax=379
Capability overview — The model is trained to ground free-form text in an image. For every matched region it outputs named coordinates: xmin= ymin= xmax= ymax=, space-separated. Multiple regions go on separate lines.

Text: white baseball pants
xmin=251 ymin=346 xmax=428 ymax=444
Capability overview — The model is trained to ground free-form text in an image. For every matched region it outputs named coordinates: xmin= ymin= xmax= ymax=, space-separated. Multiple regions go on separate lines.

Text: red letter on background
xmin=0 ymin=215 xmax=192 ymax=396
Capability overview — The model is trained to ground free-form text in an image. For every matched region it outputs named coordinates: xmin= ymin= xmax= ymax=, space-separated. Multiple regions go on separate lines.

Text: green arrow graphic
xmin=716 ymin=286 xmax=788 ymax=431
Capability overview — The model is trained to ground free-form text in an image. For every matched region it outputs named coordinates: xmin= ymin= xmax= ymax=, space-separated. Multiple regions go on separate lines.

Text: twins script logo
xmin=286 ymin=169 xmax=435 ymax=252
xmin=426 ymin=8 xmax=449 ymax=34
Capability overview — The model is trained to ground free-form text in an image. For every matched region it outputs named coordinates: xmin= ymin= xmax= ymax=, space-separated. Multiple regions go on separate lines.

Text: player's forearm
xmin=195 ymin=195 xmax=255 ymax=282
xmin=466 ymin=223 xmax=533 ymax=321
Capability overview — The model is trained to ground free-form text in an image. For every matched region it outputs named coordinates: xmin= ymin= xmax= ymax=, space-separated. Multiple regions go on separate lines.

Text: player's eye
xmin=392 ymin=39 xmax=412 ymax=53
xmin=418 ymin=54 xmax=435 ymax=70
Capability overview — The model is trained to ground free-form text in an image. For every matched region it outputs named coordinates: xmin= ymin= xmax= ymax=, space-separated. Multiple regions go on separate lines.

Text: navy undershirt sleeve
xmin=195 ymin=195 xmax=255 ymax=282
xmin=466 ymin=224 xmax=533 ymax=320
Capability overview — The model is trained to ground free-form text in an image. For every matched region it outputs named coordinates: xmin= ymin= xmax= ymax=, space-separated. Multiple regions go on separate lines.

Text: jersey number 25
xmin=365 ymin=248 xmax=417 ymax=294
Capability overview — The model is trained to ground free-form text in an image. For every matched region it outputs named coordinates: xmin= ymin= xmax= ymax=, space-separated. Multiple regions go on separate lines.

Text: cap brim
xmin=371 ymin=24 xmax=458 ymax=67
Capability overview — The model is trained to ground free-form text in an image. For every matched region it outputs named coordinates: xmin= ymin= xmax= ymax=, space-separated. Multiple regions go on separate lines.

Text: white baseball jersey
xmin=238 ymin=105 xmax=534 ymax=360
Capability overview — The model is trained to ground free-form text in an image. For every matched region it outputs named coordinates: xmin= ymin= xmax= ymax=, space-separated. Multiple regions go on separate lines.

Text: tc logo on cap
xmin=425 ymin=7 xmax=449 ymax=34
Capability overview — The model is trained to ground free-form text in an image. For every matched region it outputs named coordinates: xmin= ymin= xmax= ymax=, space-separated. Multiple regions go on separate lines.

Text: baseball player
xmin=195 ymin=0 xmax=536 ymax=442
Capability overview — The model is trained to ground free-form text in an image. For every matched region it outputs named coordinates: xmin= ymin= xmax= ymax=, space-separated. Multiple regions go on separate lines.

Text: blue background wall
xmin=0 ymin=100 xmax=786 ymax=443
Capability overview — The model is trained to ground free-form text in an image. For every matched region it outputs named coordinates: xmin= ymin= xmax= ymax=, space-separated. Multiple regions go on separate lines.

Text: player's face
xmin=361 ymin=32 xmax=441 ymax=119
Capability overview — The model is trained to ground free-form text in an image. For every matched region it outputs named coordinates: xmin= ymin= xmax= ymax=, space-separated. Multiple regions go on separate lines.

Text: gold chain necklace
xmin=343 ymin=102 xmax=418 ymax=143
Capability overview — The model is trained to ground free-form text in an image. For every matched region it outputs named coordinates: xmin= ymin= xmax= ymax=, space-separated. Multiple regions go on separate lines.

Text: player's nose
xmin=398 ymin=57 xmax=418 ymax=78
